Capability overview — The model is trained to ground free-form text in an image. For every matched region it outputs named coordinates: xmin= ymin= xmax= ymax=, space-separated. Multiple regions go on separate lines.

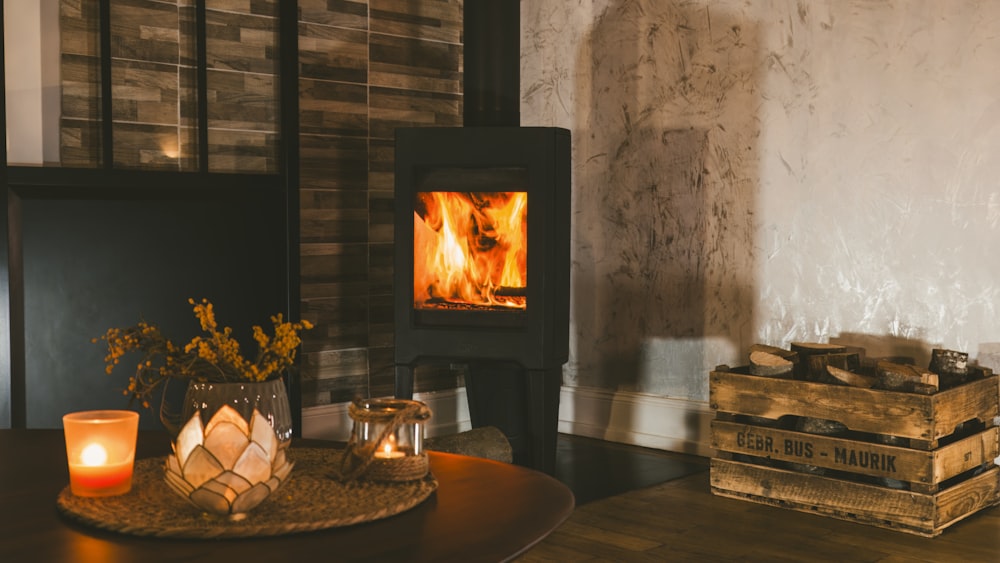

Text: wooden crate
xmin=709 ymin=368 xmax=1000 ymax=537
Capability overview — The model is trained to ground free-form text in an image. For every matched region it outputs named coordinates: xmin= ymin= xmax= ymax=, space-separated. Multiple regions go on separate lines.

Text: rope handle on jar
xmin=334 ymin=400 xmax=432 ymax=482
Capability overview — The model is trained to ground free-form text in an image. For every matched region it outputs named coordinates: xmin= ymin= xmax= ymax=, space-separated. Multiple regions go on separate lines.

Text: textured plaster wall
xmin=521 ymin=0 xmax=1000 ymax=401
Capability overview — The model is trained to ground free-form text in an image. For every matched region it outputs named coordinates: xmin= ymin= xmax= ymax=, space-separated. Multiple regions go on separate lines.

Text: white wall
xmin=522 ymin=0 xmax=1000 ymax=403
xmin=4 ymin=0 xmax=61 ymax=165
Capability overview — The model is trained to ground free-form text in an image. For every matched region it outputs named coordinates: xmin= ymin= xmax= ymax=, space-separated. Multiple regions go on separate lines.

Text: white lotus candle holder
xmin=164 ymin=405 xmax=293 ymax=519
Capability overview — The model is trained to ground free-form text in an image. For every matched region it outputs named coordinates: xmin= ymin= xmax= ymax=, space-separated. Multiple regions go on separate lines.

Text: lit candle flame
xmin=80 ymin=443 xmax=109 ymax=466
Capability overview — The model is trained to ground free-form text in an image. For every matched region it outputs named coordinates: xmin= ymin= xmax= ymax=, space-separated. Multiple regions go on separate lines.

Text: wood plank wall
xmin=56 ymin=0 xmax=465 ymax=407
xmin=59 ymin=0 xmax=280 ymax=172
xmin=298 ymin=0 xmax=464 ymax=407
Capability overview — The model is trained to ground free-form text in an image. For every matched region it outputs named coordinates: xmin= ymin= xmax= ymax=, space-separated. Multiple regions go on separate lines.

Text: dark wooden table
xmin=0 ymin=430 xmax=574 ymax=562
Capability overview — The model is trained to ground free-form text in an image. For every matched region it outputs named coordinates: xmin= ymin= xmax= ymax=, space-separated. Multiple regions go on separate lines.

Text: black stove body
xmin=393 ymin=125 xmax=569 ymax=473
xmin=392 ymin=0 xmax=571 ymax=474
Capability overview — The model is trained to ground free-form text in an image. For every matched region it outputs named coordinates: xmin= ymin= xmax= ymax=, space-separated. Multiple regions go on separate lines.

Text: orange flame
xmin=413 ymin=191 xmax=527 ymax=309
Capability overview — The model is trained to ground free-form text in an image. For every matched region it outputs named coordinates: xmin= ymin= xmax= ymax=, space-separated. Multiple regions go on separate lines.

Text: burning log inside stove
xmin=494 ymin=286 xmax=527 ymax=298
xmin=422 ymin=299 xmax=524 ymax=312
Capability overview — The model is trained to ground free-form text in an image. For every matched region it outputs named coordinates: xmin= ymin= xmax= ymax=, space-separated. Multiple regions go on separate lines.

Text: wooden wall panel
xmin=204 ymin=8 xmax=278 ymax=74
xmin=108 ymin=0 xmax=178 ymax=63
xmin=368 ymin=2 xmax=461 ymax=396
xmin=299 ymin=24 xmax=368 ymax=83
xmin=299 ymin=80 xmax=367 ymax=137
xmin=298 ymin=0 xmax=464 ymax=407
xmin=54 ymin=0 xmax=465 ymax=408
xmin=58 ymin=0 xmax=281 ymax=171
xmin=368 ymin=34 xmax=461 ymax=93
xmin=298 ymin=0 xmax=368 ymax=29
xmin=298 ymin=1 xmax=370 ymax=407
xmin=370 ymin=0 xmax=462 ymax=43
xmin=369 ymin=86 xmax=460 ymax=139
xmin=205 ymin=70 xmax=278 ymax=130
xmin=206 ymin=129 xmax=278 ymax=173
xmin=111 ymin=123 xmax=179 ymax=169
xmin=59 ymin=2 xmax=101 ymax=167
xmin=204 ymin=2 xmax=279 ymax=172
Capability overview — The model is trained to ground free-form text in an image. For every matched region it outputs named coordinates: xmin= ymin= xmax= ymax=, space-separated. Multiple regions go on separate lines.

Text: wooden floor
xmin=518 ymin=438 xmax=1000 ymax=562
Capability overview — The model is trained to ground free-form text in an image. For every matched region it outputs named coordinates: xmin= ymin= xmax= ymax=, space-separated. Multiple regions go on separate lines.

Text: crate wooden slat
xmin=710 ymin=369 xmax=999 ymax=444
xmin=712 ymin=420 xmax=998 ymax=488
xmin=709 ymin=367 xmax=1000 ymax=536
xmin=711 ymin=458 xmax=999 ymax=537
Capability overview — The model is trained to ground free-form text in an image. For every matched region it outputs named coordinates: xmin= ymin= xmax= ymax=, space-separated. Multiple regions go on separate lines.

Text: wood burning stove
xmin=391 ymin=0 xmax=569 ymax=477
xmin=393 ymin=126 xmax=570 ymax=473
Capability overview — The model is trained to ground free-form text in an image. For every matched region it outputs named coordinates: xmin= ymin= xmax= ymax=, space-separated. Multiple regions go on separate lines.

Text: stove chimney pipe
xmin=463 ymin=0 xmax=520 ymax=127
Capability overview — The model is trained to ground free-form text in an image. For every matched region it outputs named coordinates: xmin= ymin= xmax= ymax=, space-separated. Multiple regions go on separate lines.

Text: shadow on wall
xmin=567 ymin=0 xmax=761 ymax=404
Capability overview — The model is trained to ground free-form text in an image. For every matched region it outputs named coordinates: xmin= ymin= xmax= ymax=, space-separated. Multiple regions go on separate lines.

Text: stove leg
xmin=461 ymin=362 xmax=562 ymax=475
xmin=395 ymin=364 xmax=414 ymax=399
xmin=527 ymin=367 xmax=562 ymax=476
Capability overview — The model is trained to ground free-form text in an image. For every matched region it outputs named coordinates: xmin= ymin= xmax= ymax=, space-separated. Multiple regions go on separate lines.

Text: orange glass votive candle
xmin=62 ymin=410 xmax=139 ymax=497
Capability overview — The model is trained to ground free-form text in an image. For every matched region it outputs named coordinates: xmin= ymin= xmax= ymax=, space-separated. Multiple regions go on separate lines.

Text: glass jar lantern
xmin=348 ymin=397 xmax=431 ymax=481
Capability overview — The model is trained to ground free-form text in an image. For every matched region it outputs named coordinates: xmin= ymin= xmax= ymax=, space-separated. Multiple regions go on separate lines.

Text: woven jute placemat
xmin=56 ymin=447 xmax=437 ymax=539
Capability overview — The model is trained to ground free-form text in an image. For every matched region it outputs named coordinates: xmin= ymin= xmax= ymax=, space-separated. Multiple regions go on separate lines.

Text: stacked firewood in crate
xmin=746 ymin=342 xmax=991 ymax=393
xmin=709 ymin=343 xmax=1000 ymax=537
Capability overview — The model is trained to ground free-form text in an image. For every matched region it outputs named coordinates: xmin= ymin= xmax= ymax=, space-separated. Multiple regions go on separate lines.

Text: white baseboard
xmin=301 ymin=387 xmax=472 ymax=442
xmin=558 ymin=386 xmax=715 ymax=458
xmin=303 ymin=385 xmax=714 ymax=458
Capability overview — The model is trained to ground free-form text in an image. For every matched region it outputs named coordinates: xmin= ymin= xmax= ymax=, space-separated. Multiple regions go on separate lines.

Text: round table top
xmin=0 ymin=429 xmax=574 ymax=562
